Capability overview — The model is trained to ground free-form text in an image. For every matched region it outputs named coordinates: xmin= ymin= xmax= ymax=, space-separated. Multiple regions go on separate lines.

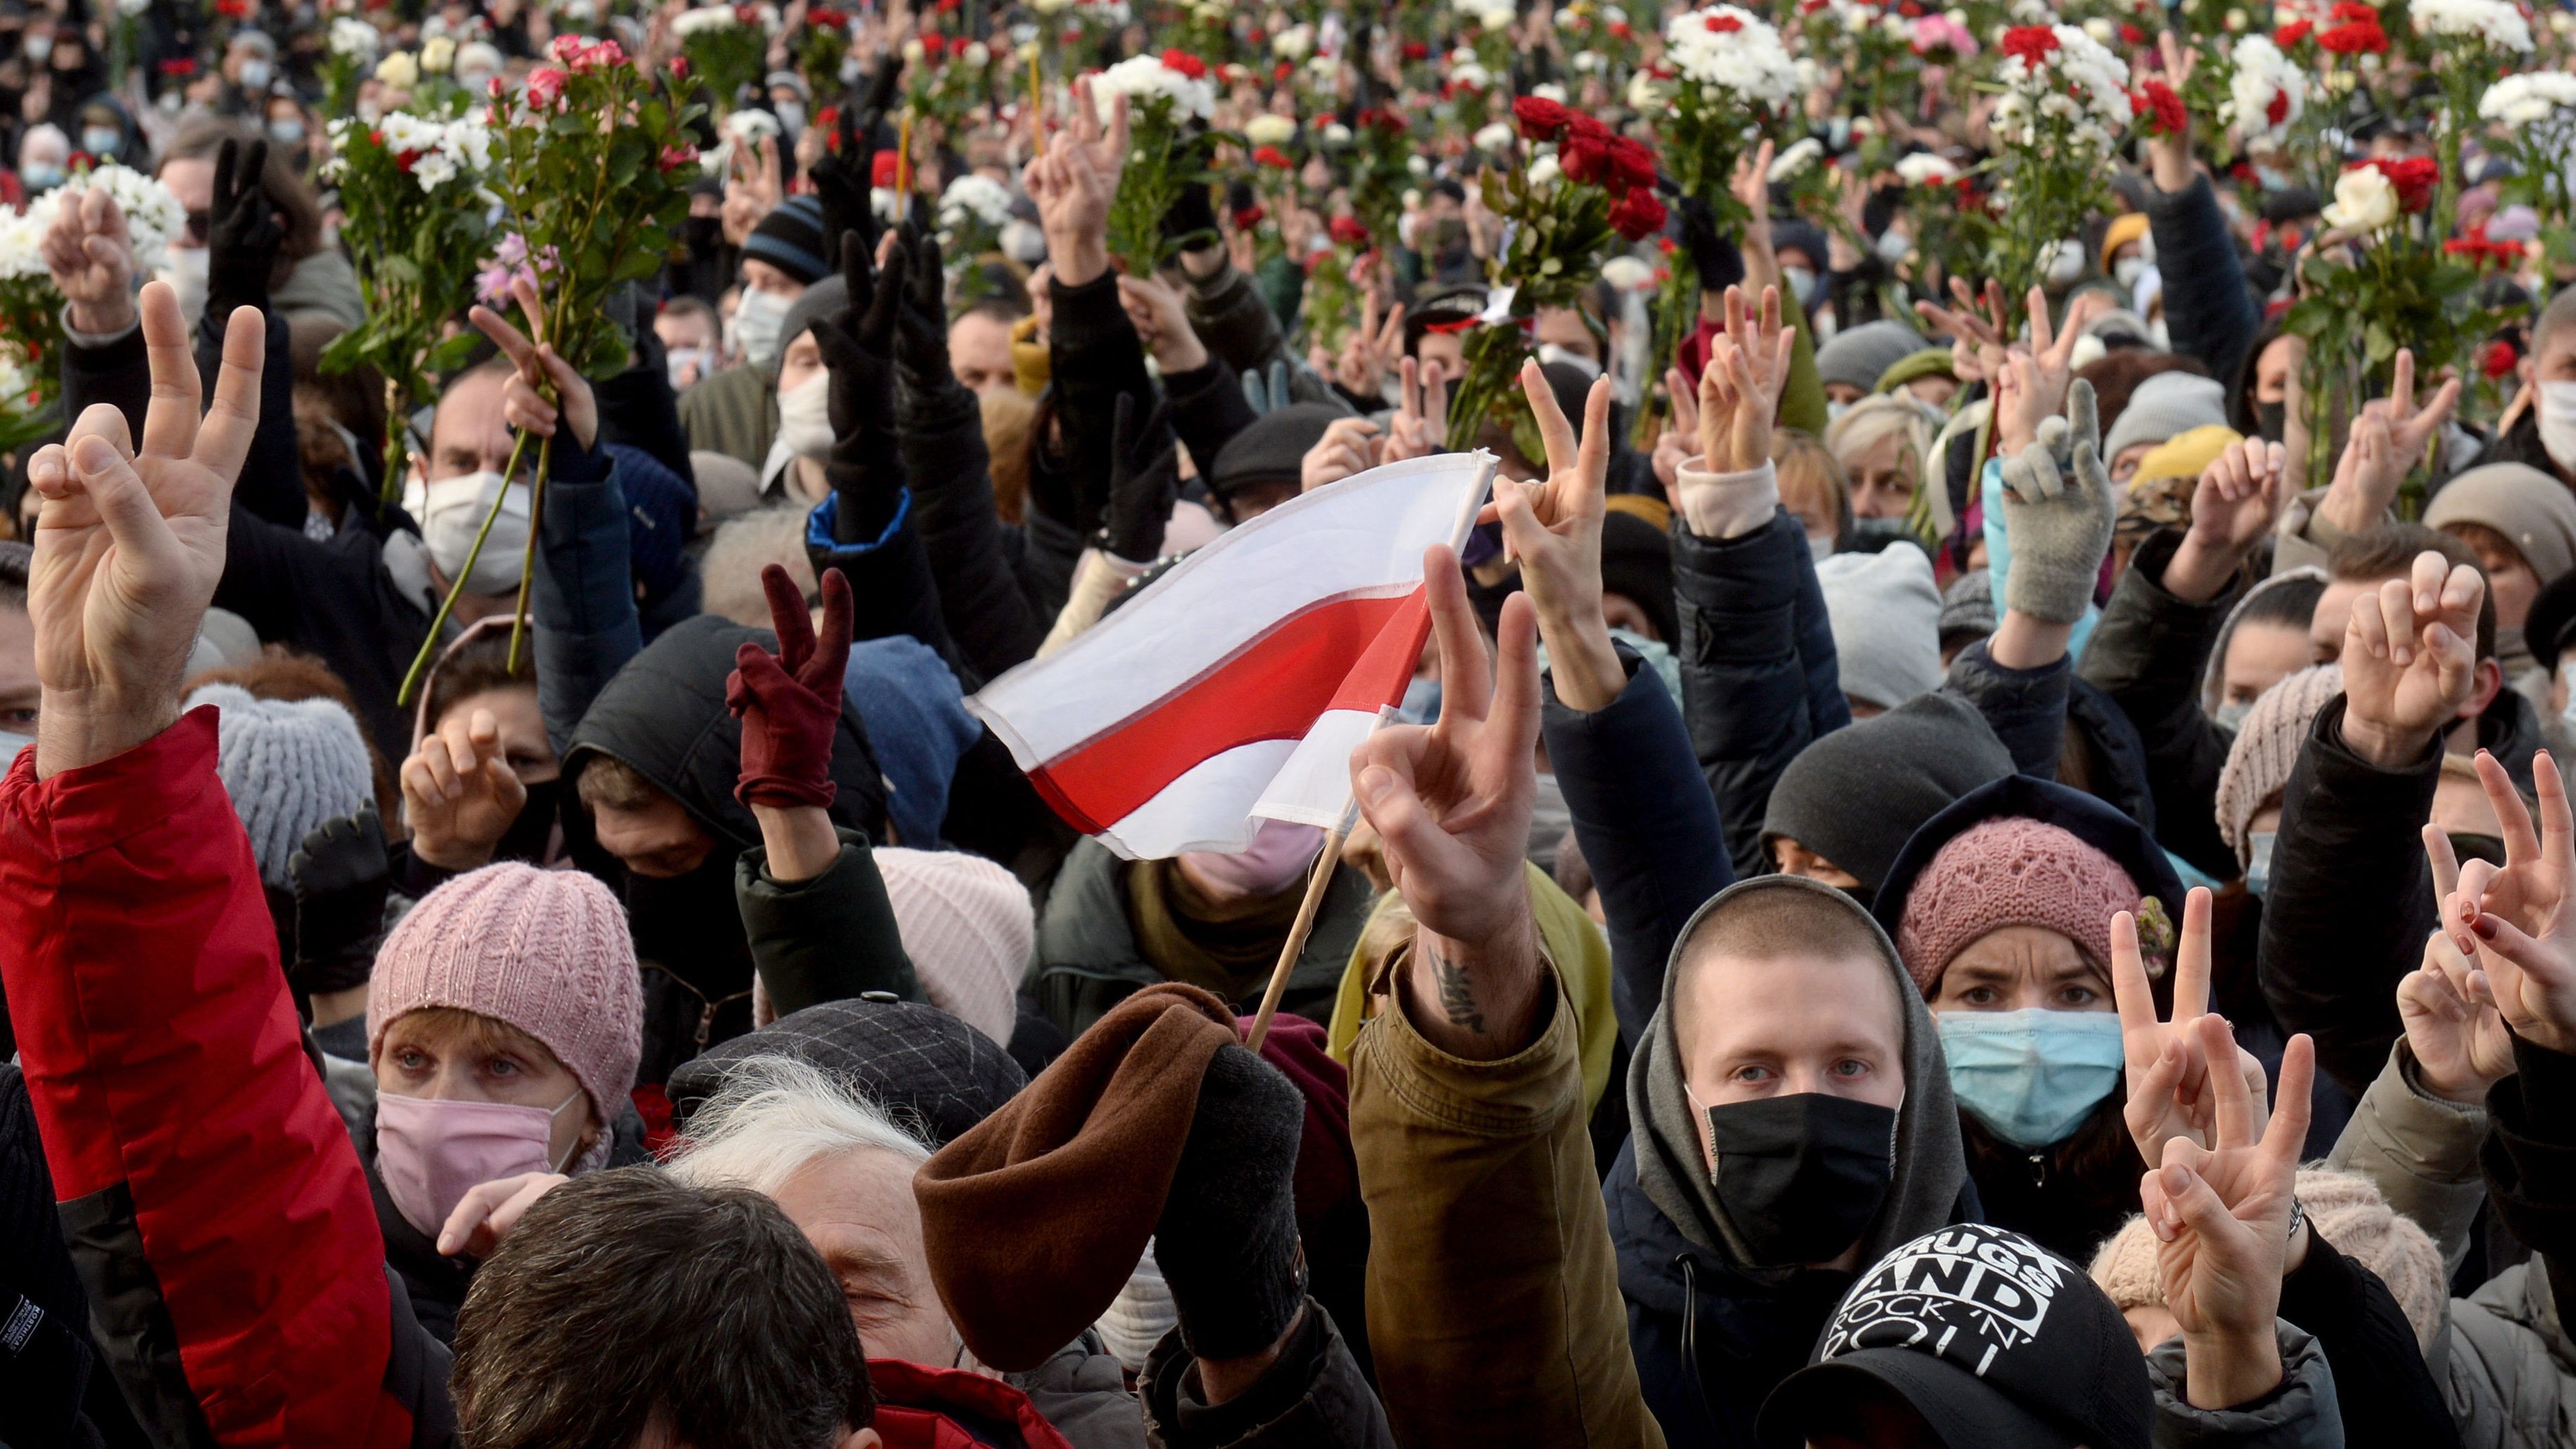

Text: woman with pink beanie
xmin=1871 ymin=774 xmax=2189 ymax=1261
xmin=363 ymin=859 xmax=644 ymax=1345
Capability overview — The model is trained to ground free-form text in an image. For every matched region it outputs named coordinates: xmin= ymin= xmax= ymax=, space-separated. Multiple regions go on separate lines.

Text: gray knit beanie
xmin=1816 ymin=545 xmax=1944 ymax=711
xmin=1815 ymin=320 xmax=1928 ymax=395
xmin=184 ymin=683 xmax=375 ymax=887
xmin=2102 ymin=371 xmax=2228 ymax=463
xmin=1763 ymin=691 xmax=2017 ymax=895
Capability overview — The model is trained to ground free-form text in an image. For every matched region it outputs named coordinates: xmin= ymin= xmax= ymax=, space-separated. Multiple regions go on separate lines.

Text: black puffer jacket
xmin=564 ymin=615 xmax=887 ymax=1084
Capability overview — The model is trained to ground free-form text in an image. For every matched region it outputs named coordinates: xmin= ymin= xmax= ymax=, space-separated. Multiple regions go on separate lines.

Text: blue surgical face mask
xmin=20 ymin=162 xmax=64 ymax=192
xmin=81 ymin=127 xmax=120 ymax=158
xmin=0 ymin=730 xmax=30 ymax=771
xmin=1937 ymin=1008 xmax=2125 ymax=1150
xmin=2244 ymin=829 xmax=2278 ymax=899
xmin=2213 ymin=697 xmax=2254 ymax=732
xmin=1400 ymin=674 xmax=1441 ymax=725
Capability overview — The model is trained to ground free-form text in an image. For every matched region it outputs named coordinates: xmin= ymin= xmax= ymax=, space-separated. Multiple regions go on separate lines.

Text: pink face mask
xmin=375 ymin=1090 xmax=583 ymax=1241
xmin=1179 ymin=820 xmax=1326 ymax=901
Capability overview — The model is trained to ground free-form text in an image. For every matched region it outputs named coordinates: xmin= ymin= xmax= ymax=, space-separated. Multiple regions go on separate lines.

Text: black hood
xmin=565 ymin=613 xmax=886 ymax=852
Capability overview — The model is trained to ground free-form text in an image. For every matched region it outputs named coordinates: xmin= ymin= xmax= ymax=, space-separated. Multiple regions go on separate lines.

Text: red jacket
xmin=0 ymin=709 xmax=444 ymax=1447
xmin=868 ymin=1359 xmax=1081 ymax=1449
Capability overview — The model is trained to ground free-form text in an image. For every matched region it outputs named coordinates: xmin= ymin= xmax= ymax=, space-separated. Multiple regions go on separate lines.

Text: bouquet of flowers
xmin=905 ymin=30 xmax=995 ymax=134
xmin=0 ymin=210 xmax=54 ymax=456
xmin=1091 ymin=49 xmax=1219 ymax=277
xmin=1985 ymin=20 xmax=2131 ymax=296
xmin=1555 ymin=1 xmax=1643 ymax=87
xmin=401 ymin=36 xmax=704 ymax=694
xmin=671 ymin=4 xmax=774 ymax=106
xmin=2221 ymin=33 xmax=2307 ymax=150
xmin=1326 ymin=105 xmax=1415 ymax=242
xmin=323 ymin=15 xmax=382 ymax=117
xmin=2480 ymin=73 xmax=2576 ymax=268
xmin=1445 ymin=98 xmax=1665 ymax=455
xmin=2412 ymin=0 xmax=2534 ymax=220
xmin=320 ymin=108 xmax=497 ymax=489
xmin=796 ymin=7 xmax=853 ymax=101
xmin=1890 ymin=149 xmax=1992 ymax=292
xmin=936 ymin=172 xmax=1016 ymax=306
xmin=1637 ymin=4 xmax=1801 ymax=219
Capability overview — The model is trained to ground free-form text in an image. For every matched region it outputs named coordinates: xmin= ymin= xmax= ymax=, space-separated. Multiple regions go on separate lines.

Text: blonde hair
xmin=981 ymin=389 xmax=1036 ymax=526
xmin=1773 ymin=428 xmax=1850 ymax=541
xmin=1824 ymin=394 xmax=1933 ymax=477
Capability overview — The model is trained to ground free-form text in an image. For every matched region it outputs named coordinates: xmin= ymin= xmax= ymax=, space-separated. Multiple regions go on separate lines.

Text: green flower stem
xmin=397 ymin=424 xmax=533 ymax=706
xmin=505 ymin=432 xmax=554 ymax=673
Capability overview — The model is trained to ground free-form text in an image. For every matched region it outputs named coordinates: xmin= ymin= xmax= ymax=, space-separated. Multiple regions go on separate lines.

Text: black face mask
xmin=2254 ymin=399 xmax=2287 ymax=444
xmin=1703 ymin=1091 xmax=1899 ymax=1267
xmin=623 ymin=848 xmax=750 ymax=997
xmin=493 ymin=777 xmax=561 ymax=865
xmin=681 ymin=214 xmax=723 ymax=258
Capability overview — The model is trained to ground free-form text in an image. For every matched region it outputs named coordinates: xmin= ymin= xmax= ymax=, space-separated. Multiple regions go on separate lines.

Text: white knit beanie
xmin=1816 ymin=546 xmax=1945 ymax=711
xmin=874 ymin=847 xmax=1033 ymax=1048
xmin=2213 ymin=663 xmax=2344 ymax=864
xmin=184 ymin=683 xmax=375 ymax=887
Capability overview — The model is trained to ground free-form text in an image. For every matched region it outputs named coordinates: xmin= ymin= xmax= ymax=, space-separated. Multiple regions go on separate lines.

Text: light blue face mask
xmin=0 ymin=731 xmax=31 ymax=772
xmin=2244 ymin=830 xmax=2278 ymax=900
xmin=1936 ymin=1008 xmax=2125 ymax=1150
xmin=2212 ymin=697 xmax=2254 ymax=733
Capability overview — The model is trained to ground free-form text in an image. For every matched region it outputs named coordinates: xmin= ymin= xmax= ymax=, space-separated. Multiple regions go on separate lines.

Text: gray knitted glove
xmin=1997 ymin=378 xmax=2115 ymax=624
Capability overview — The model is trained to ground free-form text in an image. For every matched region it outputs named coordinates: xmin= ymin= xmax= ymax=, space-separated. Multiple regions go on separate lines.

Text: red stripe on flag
xmin=1029 ymin=586 xmax=1433 ymax=832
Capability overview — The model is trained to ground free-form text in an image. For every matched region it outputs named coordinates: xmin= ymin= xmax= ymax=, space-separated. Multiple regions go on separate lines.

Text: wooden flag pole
xmin=1243 ymin=804 xmax=1358 ymax=1053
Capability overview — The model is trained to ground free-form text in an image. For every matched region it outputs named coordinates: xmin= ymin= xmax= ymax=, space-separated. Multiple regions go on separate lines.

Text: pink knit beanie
xmin=2215 ymin=663 xmax=2345 ymax=866
xmin=367 ymin=862 xmax=643 ymax=1125
xmin=1894 ymin=818 xmax=2142 ymax=993
xmin=874 ymin=847 xmax=1033 ymax=1049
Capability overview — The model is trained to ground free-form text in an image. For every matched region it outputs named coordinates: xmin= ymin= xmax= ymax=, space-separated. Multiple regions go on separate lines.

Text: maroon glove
xmin=727 ymin=563 xmax=853 ymax=810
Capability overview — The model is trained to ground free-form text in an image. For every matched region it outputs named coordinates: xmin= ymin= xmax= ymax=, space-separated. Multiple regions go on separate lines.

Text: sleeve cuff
xmin=805 ymin=487 xmax=912 ymax=560
xmin=1672 ymin=457 xmax=1778 ymax=541
xmin=4 ymin=707 xmax=228 ymax=862
xmin=60 ymin=306 xmax=139 ymax=352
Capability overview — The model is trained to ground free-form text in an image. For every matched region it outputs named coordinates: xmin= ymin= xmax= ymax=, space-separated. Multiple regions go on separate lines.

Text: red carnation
xmin=1402 ymin=39 xmax=1430 ymax=58
xmin=1162 ymin=48 xmax=1207 ymax=80
xmin=1253 ymin=144 xmax=1295 ymax=169
xmin=2119 ymin=22 xmax=2146 ymax=42
xmin=872 ymin=148 xmax=900 ymax=187
xmin=2001 ymin=25 xmax=2060 ymax=63
xmin=921 ymin=31 xmax=947 ymax=58
xmin=1330 ymin=215 xmax=1370 ymax=245
xmin=2318 ymin=4 xmax=2387 ymax=50
xmin=1512 ymin=94 xmax=1573 ymax=139
xmin=2266 ymin=87 xmax=2289 ymax=125
xmin=2135 ymin=78 xmax=2186 ymax=137
xmin=2273 ymin=18 xmax=2313 ymax=43
xmin=1609 ymin=19 xmax=1633 ymax=35
xmin=1706 ymin=12 xmax=1745 ymax=30
xmin=1897 ymin=1 xmax=1923 ymax=17
xmin=1608 ymin=185 xmax=1667 ymax=241
xmin=810 ymin=7 xmax=848 ymax=25
xmin=1275 ymin=61 xmax=1294 ymax=80
xmin=2374 ymin=155 xmax=2438 ymax=211
xmin=2484 ymin=339 xmax=2520 ymax=379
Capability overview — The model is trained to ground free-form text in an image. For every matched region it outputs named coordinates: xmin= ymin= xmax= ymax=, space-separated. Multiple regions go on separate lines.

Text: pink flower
xmin=487 ymin=75 xmax=505 ymax=99
xmin=553 ymin=33 xmax=587 ymax=63
xmin=526 ymin=65 xmax=568 ymax=109
xmin=659 ymin=143 xmax=698 ymax=171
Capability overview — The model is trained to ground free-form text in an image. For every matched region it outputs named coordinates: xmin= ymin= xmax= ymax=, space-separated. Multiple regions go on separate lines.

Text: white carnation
xmin=1245 ymin=113 xmax=1298 ymax=146
xmin=329 ymin=17 xmax=381 ymax=59
xmin=1091 ymin=52 xmax=1217 ymax=122
xmin=29 ymin=163 xmax=185 ymax=272
xmin=938 ymin=172 xmax=1014 ymax=231
xmin=670 ymin=6 xmax=739 ymax=37
xmin=1894 ymin=151 xmax=1959 ymax=184
xmin=1661 ymin=6 xmax=1800 ymax=110
xmin=1768 ymin=137 xmax=1823 ymax=182
xmin=2479 ymin=71 xmax=2576 ymax=127
xmin=2223 ymin=34 xmax=2306 ymax=145
xmin=2412 ymin=0 xmax=2533 ymax=51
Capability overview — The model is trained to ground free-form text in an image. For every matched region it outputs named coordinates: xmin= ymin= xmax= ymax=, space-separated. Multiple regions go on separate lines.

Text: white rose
xmin=1271 ymin=23 xmax=1313 ymax=59
xmin=420 ymin=35 xmax=455 ymax=72
xmin=1532 ymin=82 xmax=1566 ymax=101
xmin=963 ymin=41 xmax=990 ymax=67
xmin=1481 ymin=4 xmax=1517 ymax=28
xmin=2322 ymin=163 xmax=2398 ymax=232
xmin=1245 ymin=113 xmax=1298 ymax=145
xmin=1528 ymin=151 xmax=1562 ymax=185
xmin=903 ymin=38 xmax=926 ymax=63
xmin=1600 ymin=255 xmax=1655 ymax=291
xmin=1474 ymin=121 xmax=1515 ymax=151
xmin=1322 ymin=121 xmax=1353 ymax=145
xmin=375 ymin=51 xmax=419 ymax=88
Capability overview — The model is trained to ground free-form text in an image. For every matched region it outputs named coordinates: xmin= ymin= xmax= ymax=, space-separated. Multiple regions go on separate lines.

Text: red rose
xmin=810 ymin=8 xmax=848 ymax=25
xmin=2001 ymin=25 xmax=2060 ymax=64
xmin=2484 ymin=339 xmax=2520 ymax=378
xmin=1606 ymin=134 xmax=1658 ymax=190
xmin=1706 ymin=12 xmax=1745 ymax=30
xmin=1608 ymin=185 xmax=1667 ymax=241
xmin=2119 ymin=22 xmax=2146 ymax=42
xmin=872 ymin=148 xmax=900 ymax=187
xmin=1330 ymin=215 xmax=1370 ymax=244
xmin=2273 ymin=18 xmax=2313 ymax=43
xmin=2135 ymin=78 xmax=2186 ymax=136
xmin=659 ymin=144 xmax=698 ymax=172
xmin=670 ymin=55 xmax=690 ymax=79
xmin=1609 ymin=19 xmax=1632 ymax=36
xmin=1558 ymin=127 xmax=1614 ymax=184
xmin=1565 ymin=112 xmax=1610 ymax=140
xmin=1253 ymin=144 xmax=1295 ymax=168
xmin=1233 ymin=204 xmax=1265 ymax=227
xmin=2266 ymin=87 xmax=2289 ymax=125
xmin=1402 ymin=39 xmax=1430 ymax=58
xmin=2374 ymin=155 xmax=2438 ymax=211
xmin=922 ymin=31 xmax=947 ymax=58
xmin=1275 ymin=61 xmax=1294 ymax=80
xmin=1162 ymin=48 xmax=1207 ymax=80
xmin=1512 ymin=94 xmax=1573 ymax=139
xmin=1897 ymin=2 xmax=1923 ymax=18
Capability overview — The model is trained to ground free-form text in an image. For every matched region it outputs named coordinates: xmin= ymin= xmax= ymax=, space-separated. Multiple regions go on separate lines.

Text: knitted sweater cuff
xmin=1673 ymin=457 xmax=1778 ymax=541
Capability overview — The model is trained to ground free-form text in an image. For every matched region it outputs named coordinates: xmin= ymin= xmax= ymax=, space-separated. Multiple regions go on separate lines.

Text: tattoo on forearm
xmin=1426 ymin=944 xmax=1486 ymax=1034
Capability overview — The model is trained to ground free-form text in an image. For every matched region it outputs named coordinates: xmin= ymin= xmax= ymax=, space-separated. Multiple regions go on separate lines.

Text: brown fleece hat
xmin=912 ymin=981 xmax=1238 ymax=1370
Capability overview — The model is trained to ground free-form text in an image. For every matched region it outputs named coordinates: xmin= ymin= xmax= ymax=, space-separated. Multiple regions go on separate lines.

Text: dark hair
xmin=0 ymin=541 xmax=27 ymax=612
xmin=2235 ymin=574 xmax=2326 ymax=634
xmin=451 ymin=1169 xmax=874 ymax=1449
xmin=659 ymin=295 xmax=720 ymax=327
xmin=2227 ymin=319 xmax=2289 ymax=439
xmin=958 ymin=295 xmax=1032 ymax=325
xmin=158 ymin=120 xmax=324 ymax=287
xmin=2329 ymin=522 xmax=2496 ymax=662
xmin=423 ymin=629 xmax=536 ymax=738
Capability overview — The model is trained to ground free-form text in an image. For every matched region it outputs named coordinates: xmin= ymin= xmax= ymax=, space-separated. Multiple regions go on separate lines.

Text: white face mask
xmin=1534 ymin=342 xmax=1602 ymax=380
xmin=1781 ymin=264 xmax=1819 ymax=307
xmin=81 ymin=127 xmax=120 ymax=158
xmin=157 ymin=247 xmax=211 ymax=328
xmin=2537 ymin=380 xmax=2576 ymax=475
xmin=773 ymin=99 xmax=805 ymax=135
xmin=730 ymin=286 xmax=793 ymax=368
xmin=775 ymin=371 xmax=835 ymax=460
xmin=24 ymin=34 xmax=51 ymax=63
xmin=2113 ymin=256 xmax=2147 ymax=289
xmin=665 ymin=346 xmax=718 ymax=392
xmin=238 ymin=58 xmax=272 ymax=91
xmin=408 ymin=469 xmax=533 ymax=595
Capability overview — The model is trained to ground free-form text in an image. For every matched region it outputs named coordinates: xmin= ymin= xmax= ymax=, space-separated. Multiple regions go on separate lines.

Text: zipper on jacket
xmin=2028 ymin=1151 xmax=2049 ymax=1189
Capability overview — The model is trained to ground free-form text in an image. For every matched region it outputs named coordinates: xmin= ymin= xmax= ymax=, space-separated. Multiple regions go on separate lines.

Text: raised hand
xmin=2448 ymin=750 xmax=2576 ymax=1053
xmin=1333 ymin=296 xmax=1407 ymax=401
xmin=2399 ymin=919 xmax=2516 ymax=1105
xmin=2163 ymin=436 xmax=2292 ymax=603
xmin=1300 ymin=415 xmax=1383 ymax=492
xmin=2113 ymin=891 xmax=2268 ymax=1166
xmin=467 ymin=272 xmax=596 ymax=451
xmin=1913 ymin=275 xmax=2011 ymax=386
xmin=1117 ymin=271 xmax=1211 ymax=375
xmin=1993 ymin=285 xmax=2106 ymax=456
xmin=39 ymin=180 xmax=139 ymax=336
xmin=1652 ymin=365 xmax=1700 ymax=494
xmin=1102 ymin=392 xmax=1179 ymax=563
xmin=2142 ymin=32 xmax=2199 ymax=192
xmin=1729 ymin=137 xmax=1779 ymax=291
xmin=1383 ymin=355 xmax=1449 ymax=464
xmin=25 ymin=284 xmax=263 ymax=777
xmin=287 ymin=801 xmax=393 ymax=989
xmin=1995 ymin=375 xmax=2116 ymax=625
xmin=1494 ymin=360 xmax=1623 ymax=712
xmin=888 ymin=222 xmax=955 ymax=389
xmin=2340 ymin=548 xmax=2483 ymax=768
xmin=2323 ymin=349 xmax=2461 ymax=538
xmin=1068 ymin=75 xmax=1133 ymax=197
xmin=205 ymin=137 xmax=284 ymax=318
xmin=1695 ymin=283 xmax=1795 ymax=474
xmin=409 ymin=700 xmax=532 ymax=865
xmin=1354 ymin=552 xmax=1545 ymax=1058
xmin=2141 ymin=1020 xmax=2313 ymax=1411
xmin=808 ymin=230 xmax=906 ymax=447
xmin=727 ymin=563 xmax=853 ymax=810
xmin=1023 ymin=128 xmax=1114 ymax=287
xmin=810 ymin=57 xmax=903 ymax=248
xmin=721 ymin=133 xmax=785 ymax=248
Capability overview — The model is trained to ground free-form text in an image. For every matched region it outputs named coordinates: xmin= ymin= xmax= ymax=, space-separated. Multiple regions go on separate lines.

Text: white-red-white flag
xmin=967 ymin=452 xmax=1495 ymax=859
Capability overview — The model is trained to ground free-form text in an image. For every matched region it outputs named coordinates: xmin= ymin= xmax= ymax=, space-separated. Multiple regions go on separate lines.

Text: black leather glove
xmin=287 ymin=801 xmax=391 ymax=998
xmin=206 ymin=137 xmax=284 ymax=320
xmin=1102 ymin=391 xmax=1179 ymax=563
xmin=810 ymin=57 xmax=903 ymax=254
xmin=808 ymin=229 xmax=910 ymax=543
xmin=1668 ymin=193 xmax=1743 ymax=294
xmin=888 ymin=221 xmax=955 ymax=394
xmin=1152 ymin=1044 xmax=1307 ymax=1360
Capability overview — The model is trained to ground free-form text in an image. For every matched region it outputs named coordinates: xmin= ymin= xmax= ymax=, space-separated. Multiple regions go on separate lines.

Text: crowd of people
xmin=5 ymin=0 xmax=2576 ymax=1445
